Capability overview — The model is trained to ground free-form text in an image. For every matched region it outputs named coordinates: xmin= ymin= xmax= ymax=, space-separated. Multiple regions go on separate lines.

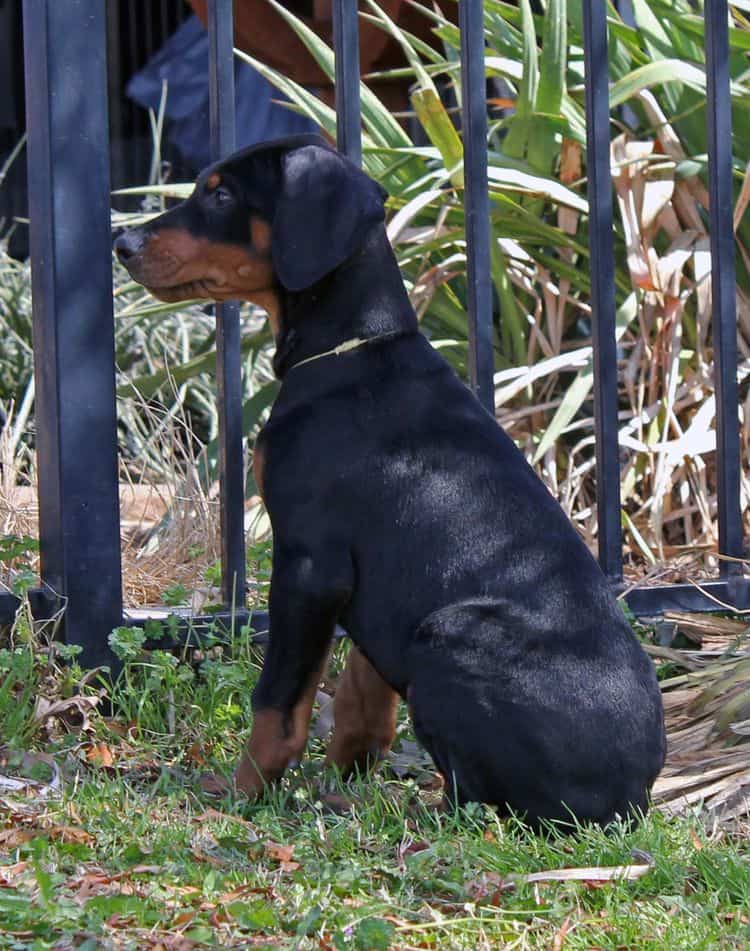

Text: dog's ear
xmin=271 ymin=145 xmax=387 ymax=292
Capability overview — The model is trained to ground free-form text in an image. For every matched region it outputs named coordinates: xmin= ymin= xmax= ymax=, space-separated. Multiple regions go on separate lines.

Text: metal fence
xmin=1 ymin=0 xmax=748 ymax=667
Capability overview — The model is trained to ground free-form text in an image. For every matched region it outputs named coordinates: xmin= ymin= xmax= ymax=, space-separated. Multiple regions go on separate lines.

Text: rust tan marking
xmin=252 ymin=290 xmax=282 ymax=340
xmin=250 ymin=216 xmax=272 ymax=254
xmin=206 ymin=172 xmax=222 ymax=190
xmin=128 ymin=228 xmax=275 ymax=304
xmin=234 ymin=656 xmax=330 ymax=799
xmin=233 ymin=709 xmax=288 ymax=798
xmin=252 ymin=439 xmax=266 ymax=500
xmin=325 ymin=647 xmax=399 ymax=776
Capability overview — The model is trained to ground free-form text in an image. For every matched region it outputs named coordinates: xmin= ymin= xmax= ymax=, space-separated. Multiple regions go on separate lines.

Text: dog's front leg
xmin=234 ymin=541 xmax=352 ymax=798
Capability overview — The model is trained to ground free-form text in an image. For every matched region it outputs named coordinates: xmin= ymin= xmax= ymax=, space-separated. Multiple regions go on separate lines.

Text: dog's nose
xmin=114 ymin=230 xmax=145 ymax=263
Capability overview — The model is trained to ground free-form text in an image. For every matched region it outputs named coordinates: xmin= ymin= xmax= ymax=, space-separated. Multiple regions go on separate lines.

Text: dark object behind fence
xmin=0 ymin=0 xmax=747 ymax=667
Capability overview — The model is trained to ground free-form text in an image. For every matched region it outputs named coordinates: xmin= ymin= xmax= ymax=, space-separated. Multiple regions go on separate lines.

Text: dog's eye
xmin=211 ymin=186 xmax=233 ymax=206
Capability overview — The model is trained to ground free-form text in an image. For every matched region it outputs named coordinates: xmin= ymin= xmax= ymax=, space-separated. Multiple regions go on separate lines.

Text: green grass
xmin=2 ymin=613 xmax=750 ymax=950
xmin=2 ymin=761 xmax=750 ymax=949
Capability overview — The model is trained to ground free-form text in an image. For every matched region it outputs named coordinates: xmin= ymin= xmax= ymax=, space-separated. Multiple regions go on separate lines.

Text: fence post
xmin=582 ymin=0 xmax=623 ymax=582
xmin=705 ymin=0 xmax=745 ymax=583
xmin=332 ymin=0 xmax=362 ymax=166
xmin=207 ymin=0 xmax=246 ymax=611
xmin=22 ymin=0 xmax=123 ymax=668
xmin=459 ymin=0 xmax=494 ymax=413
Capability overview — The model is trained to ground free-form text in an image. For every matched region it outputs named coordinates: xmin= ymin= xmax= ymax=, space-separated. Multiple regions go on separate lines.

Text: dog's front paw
xmin=233 ymin=753 xmax=270 ymax=800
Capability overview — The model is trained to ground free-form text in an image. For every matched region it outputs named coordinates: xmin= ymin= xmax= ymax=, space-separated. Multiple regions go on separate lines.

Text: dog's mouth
xmin=117 ymin=227 xmax=276 ymax=305
xmin=124 ymin=254 xmax=275 ymax=304
xmin=118 ymin=241 xmax=229 ymax=301
xmin=123 ymin=257 xmax=238 ymax=302
xmin=144 ymin=277 xmax=225 ymax=302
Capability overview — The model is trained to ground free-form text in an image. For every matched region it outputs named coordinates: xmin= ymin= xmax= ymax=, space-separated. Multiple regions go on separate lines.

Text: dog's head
xmin=114 ymin=136 xmax=387 ymax=316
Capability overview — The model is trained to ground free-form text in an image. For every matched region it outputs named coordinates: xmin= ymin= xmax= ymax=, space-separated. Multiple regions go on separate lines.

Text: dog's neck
xmin=271 ymin=228 xmax=418 ymax=377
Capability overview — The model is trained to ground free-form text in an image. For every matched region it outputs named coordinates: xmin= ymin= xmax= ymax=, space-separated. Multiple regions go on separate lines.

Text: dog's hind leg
xmin=325 ymin=646 xmax=399 ymax=776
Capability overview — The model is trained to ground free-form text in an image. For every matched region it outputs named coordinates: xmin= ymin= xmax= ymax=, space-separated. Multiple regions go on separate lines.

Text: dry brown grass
xmin=0 ymin=406 xmax=35 ymax=540
xmin=651 ymin=610 xmax=750 ymax=824
xmin=0 ymin=394 xmax=227 ymax=607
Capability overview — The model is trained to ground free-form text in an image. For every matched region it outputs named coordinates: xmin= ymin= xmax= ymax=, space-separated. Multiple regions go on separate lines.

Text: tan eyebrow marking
xmin=206 ymin=172 xmax=222 ymax=191
xmin=250 ymin=217 xmax=272 ymax=254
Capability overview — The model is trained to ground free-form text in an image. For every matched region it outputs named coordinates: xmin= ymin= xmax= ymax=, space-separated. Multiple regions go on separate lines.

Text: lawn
xmin=2 ymin=599 xmax=750 ymax=950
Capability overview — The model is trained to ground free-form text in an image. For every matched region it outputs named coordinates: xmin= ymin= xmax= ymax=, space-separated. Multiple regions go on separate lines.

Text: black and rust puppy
xmin=115 ymin=135 xmax=666 ymax=827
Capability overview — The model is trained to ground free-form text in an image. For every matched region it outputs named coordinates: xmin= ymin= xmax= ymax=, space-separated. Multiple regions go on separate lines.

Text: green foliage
xmin=2 ymin=744 xmax=750 ymax=946
xmin=105 ymin=615 xmax=262 ymax=744
xmin=2 ymin=607 xmax=750 ymax=948
xmin=353 ymin=917 xmax=396 ymax=949
xmin=234 ymin=0 xmax=750 ymax=563
xmin=0 ymin=533 xmax=38 ymax=563
xmin=0 ymin=533 xmax=39 ymax=597
xmin=3 ymin=2 xmax=747 ymax=563
xmin=108 ymin=625 xmax=147 ymax=662
xmin=161 ymin=582 xmax=190 ymax=606
xmin=0 ymin=642 xmax=39 ymax=743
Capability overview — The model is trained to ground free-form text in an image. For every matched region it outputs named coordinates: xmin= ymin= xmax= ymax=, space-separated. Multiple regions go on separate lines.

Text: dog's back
xmin=266 ymin=331 xmax=666 ymax=825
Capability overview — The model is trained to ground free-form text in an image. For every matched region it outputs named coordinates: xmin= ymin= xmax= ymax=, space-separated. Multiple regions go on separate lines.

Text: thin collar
xmin=287 ymin=330 xmax=405 ymax=372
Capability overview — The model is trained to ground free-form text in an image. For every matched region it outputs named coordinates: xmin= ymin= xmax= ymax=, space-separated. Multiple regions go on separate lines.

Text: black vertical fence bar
xmin=705 ymin=0 xmax=744 ymax=580
xmin=333 ymin=0 xmax=362 ymax=165
xmin=23 ymin=0 xmax=123 ymax=667
xmin=208 ymin=0 xmax=246 ymax=609
xmin=581 ymin=1 xmax=623 ymax=582
xmin=459 ymin=0 xmax=494 ymax=412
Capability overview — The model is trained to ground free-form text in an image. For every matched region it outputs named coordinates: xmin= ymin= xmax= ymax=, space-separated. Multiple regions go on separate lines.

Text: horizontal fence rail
xmin=1 ymin=0 xmax=747 ymax=664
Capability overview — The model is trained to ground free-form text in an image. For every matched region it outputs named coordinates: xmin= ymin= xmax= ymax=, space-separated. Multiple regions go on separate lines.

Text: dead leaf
xmin=72 ymin=864 xmax=165 ymax=899
xmin=319 ymin=792 xmax=354 ymax=814
xmin=264 ymin=841 xmax=294 ymax=863
xmin=552 ymin=916 xmax=572 ymax=950
xmin=34 ymin=694 xmax=100 ymax=733
xmin=664 ymin=612 xmax=749 ymax=640
xmin=689 ymin=827 xmax=704 ymax=851
xmin=102 ymin=718 xmax=129 ymax=738
xmin=0 ymin=860 xmax=29 ymax=882
xmin=0 ymin=750 xmax=61 ymax=798
xmin=510 ymin=863 xmax=653 ymax=885
xmin=734 ymin=160 xmax=750 ymax=232
xmin=398 ymin=839 xmax=430 ymax=863
xmin=195 ymin=808 xmax=259 ymax=838
xmin=186 ymin=742 xmax=208 ymax=767
xmin=85 ymin=741 xmax=116 ymax=769
xmin=48 ymin=824 xmax=93 ymax=844
xmin=0 ymin=828 xmax=36 ymax=849
xmin=218 ymin=882 xmax=271 ymax=903
xmin=560 ymin=138 xmax=582 ymax=186
xmin=465 ymin=871 xmax=511 ymax=904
